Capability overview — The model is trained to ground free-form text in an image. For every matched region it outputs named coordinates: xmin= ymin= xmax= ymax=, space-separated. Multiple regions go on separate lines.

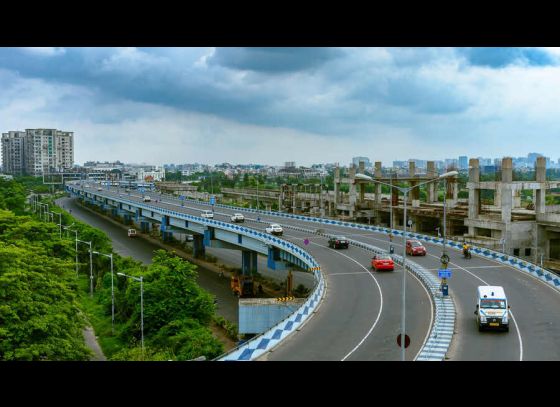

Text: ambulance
xmin=474 ymin=286 xmax=510 ymax=332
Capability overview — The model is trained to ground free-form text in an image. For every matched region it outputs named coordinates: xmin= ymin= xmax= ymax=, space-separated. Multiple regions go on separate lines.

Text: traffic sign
xmin=397 ymin=334 xmax=410 ymax=349
xmin=440 ymin=254 xmax=450 ymax=264
xmin=210 ymin=196 xmax=216 ymax=205
xmin=438 ymin=269 xmax=452 ymax=279
xmin=179 ymin=195 xmax=185 ymax=200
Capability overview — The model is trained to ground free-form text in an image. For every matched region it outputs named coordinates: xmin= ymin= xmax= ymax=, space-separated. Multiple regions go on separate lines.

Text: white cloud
xmin=19 ymin=47 xmax=66 ymax=57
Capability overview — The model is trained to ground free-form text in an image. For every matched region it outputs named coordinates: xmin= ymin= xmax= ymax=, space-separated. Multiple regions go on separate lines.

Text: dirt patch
xmin=210 ymin=322 xmax=236 ymax=352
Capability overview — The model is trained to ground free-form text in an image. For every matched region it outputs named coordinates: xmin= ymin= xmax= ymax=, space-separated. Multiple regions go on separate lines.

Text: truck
xmin=474 ymin=286 xmax=510 ymax=332
xmin=231 ymin=274 xmax=255 ymax=297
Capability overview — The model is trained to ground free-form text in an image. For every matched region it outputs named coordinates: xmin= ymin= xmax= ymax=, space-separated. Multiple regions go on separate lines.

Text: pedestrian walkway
xmin=83 ymin=326 xmax=107 ymax=361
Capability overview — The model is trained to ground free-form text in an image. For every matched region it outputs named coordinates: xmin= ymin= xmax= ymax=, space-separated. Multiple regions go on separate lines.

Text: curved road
xmin=154 ymin=189 xmax=560 ymax=361
xmin=69 ymin=184 xmax=433 ymax=361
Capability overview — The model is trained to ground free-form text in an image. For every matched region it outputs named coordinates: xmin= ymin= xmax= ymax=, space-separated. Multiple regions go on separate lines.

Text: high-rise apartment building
xmin=1 ymin=129 xmax=74 ymax=175
xmin=1 ymin=131 xmax=26 ymax=175
xmin=458 ymin=156 xmax=468 ymax=170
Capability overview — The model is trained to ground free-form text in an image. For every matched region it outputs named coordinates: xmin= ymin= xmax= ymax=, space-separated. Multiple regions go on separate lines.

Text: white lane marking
xmin=349 ymin=244 xmax=433 ymax=361
xmin=89 ymin=187 xmax=524 ymax=359
xmin=349 ymin=233 xmax=524 ymax=361
xmin=283 ymin=232 xmax=384 ymax=362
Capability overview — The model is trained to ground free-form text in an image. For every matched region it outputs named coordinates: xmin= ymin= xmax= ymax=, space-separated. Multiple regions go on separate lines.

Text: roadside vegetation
xmin=0 ymin=177 xmax=227 ymax=361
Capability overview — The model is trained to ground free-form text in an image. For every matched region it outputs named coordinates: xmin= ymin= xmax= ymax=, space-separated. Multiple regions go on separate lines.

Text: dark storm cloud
xmin=207 ymin=47 xmax=344 ymax=72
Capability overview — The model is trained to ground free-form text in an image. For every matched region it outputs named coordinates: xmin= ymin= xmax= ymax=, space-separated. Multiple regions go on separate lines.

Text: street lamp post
xmin=117 ymin=272 xmax=144 ymax=354
xmin=77 ymin=239 xmax=93 ymax=296
xmin=52 ymin=211 xmax=62 ymax=239
xmin=93 ymin=251 xmax=114 ymax=334
xmin=358 ymin=170 xmax=458 ymax=361
xmin=63 ymin=224 xmax=79 ymax=277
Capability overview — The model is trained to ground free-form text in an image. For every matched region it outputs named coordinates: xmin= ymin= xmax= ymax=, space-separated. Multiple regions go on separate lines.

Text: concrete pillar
xmin=348 ymin=166 xmax=357 ymax=207
xmin=408 ymin=162 xmax=419 ymax=203
xmin=375 ymin=162 xmax=382 ymax=178
xmin=241 ymin=250 xmax=257 ymax=276
xmin=408 ymin=161 xmax=416 ymax=177
xmin=468 ymin=159 xmax=480 ymax=235
xmin=193 ymin=234 xmax=205 ymax=258
xmin=443 ymin=176 xmax=458 ymax=208
xmin=469 ymin=158 xmax=480 ymax=183
xmin=494 ymin=187 xmax=501 ymax=208
xmin=427 ymin=161 xmax=436 ymax=202
xmin=535 ymin=157 xmax=546 ymax=214
xmin=501 ymin=157 xmax=513 ymax=183
xmin=501 ymin=184 xmax=512 ymax=223
xmin=334 ymin=167 xmax=340 ymax=205
xmin=536 ymin=156 xmax=546 ymax=182
xmin=359 ymin=183 xmax=365 ymax=203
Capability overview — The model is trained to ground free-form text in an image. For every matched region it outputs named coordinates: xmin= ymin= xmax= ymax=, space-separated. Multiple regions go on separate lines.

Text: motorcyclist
xmin=463 ymin=242 xmax=471 ymax=258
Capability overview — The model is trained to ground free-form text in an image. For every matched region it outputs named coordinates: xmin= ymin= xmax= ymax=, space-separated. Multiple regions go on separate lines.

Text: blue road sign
xmin=210 ymin=196 xmax=216 ymax=205
xmin=179 ymin=195 xmax=185 ymax=200
xmin=438 ymin=269 xmax=452 ymax=279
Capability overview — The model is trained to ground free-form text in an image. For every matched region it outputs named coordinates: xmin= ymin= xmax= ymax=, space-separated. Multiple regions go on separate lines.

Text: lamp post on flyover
xmin=357 ymin=170 xmax=458 ymax=361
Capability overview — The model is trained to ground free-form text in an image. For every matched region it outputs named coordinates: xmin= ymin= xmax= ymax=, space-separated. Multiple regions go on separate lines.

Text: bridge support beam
xmin=242 ymin=250 xmax=258 ymax=276
xmin=193 ymin=234 xmax=206 ymax=258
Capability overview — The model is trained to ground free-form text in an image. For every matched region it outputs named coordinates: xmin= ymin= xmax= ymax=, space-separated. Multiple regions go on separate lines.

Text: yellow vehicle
xmin=231 ymin=274 xmax=254 ymax=297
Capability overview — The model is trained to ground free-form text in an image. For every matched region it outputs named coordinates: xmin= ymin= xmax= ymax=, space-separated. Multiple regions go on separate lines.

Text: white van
xmin=201 ymin=210 xmax=214 ymax=219
xmin=474 ymin=286 xmax=510 ymax=332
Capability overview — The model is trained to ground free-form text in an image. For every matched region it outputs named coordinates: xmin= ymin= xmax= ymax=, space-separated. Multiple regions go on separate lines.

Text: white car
xmin=143 ymin=196 xmax=151 ymax=202
xmin=231 ymin=213 xmax=245 ymax=223
xmin=201 ymin=210 xmax=214 ymax=219
xmin=266 ymin=223 xmax=283 ymax=236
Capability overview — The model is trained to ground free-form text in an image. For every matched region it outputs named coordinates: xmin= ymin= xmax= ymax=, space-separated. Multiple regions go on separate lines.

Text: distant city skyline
xmin=2 ymin=47 xmax=560 ymax=166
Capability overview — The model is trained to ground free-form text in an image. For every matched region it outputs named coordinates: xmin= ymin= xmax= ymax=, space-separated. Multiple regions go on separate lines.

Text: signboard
xmin=397 ymin=334 xmax=410 ymax=349
xmin=438 ymin=269 xmax=452 ymax=279
xmin=210 ymin=196 xmax=216 ymax=205
xmin=179 ymin=195 xmax=185 ymax=200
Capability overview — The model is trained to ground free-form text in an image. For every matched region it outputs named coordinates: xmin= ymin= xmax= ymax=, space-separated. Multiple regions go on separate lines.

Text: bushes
xmin=214 ymin=315 xmax=239 ymax=341
xmin=0 ymin=213 xmax=92 ymax=361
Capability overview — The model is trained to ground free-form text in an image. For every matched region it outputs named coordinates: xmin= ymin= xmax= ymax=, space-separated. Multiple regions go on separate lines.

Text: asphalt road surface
xmin=68 ymin=185 xmax=434 ymax=361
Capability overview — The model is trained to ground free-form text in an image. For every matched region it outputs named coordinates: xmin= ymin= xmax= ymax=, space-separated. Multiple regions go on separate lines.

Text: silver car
xmin=265 ymin=223 xmax=283 ymax=236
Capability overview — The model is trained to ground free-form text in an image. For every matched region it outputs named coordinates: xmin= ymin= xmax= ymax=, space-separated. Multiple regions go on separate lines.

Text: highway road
xmin=57 ymin=196 xmax=239 ymax=324
xmin=70 ymin=184 xmax=433 ymax=361
xmin=153 ymin=189 xmax=560 ymax=361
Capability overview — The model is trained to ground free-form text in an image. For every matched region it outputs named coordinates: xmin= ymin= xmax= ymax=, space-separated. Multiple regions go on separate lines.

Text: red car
xmin=371 ymin=254 xmax=394 ymax=271
xmin=406 ymin=239 xmax=426 ymax=256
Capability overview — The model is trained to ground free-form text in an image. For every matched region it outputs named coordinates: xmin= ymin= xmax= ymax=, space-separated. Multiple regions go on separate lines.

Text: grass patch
xmin=76 ymin=275 xmax=125 ymax=358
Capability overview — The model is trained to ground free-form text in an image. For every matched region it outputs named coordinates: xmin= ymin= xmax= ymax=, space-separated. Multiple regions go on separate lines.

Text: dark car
xmin=328 ymin=236 xmax=349 ymax=249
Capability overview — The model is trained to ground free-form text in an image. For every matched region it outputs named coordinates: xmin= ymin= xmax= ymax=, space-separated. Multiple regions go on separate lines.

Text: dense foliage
xmin=0 ymin=209 xmax=91 ymax=360
xmin=1 ymin=178 xmax=224 ymax=361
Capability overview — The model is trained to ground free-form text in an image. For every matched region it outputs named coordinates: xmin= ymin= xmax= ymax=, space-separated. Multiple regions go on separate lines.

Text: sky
xmin=1 ymin=47 xmax=560 ymax=167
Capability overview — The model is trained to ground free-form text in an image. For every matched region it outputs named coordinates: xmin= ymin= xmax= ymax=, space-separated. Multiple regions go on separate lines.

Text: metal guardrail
xmin=184 ymin=196 xmax=560 ymax=292
xmin=67 ymin=185 xmax=327 ymax=361
xmin=265 ymin=221 xmax=455 ymax=361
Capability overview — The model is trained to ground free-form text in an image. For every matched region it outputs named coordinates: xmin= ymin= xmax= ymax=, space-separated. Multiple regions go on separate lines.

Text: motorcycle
xmin=463 ymin=248 xmax=472 ymax=259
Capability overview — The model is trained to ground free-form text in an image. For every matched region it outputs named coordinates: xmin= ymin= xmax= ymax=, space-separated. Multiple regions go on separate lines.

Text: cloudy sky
xmin=1 ymin=47 xmax=559 ymax=167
